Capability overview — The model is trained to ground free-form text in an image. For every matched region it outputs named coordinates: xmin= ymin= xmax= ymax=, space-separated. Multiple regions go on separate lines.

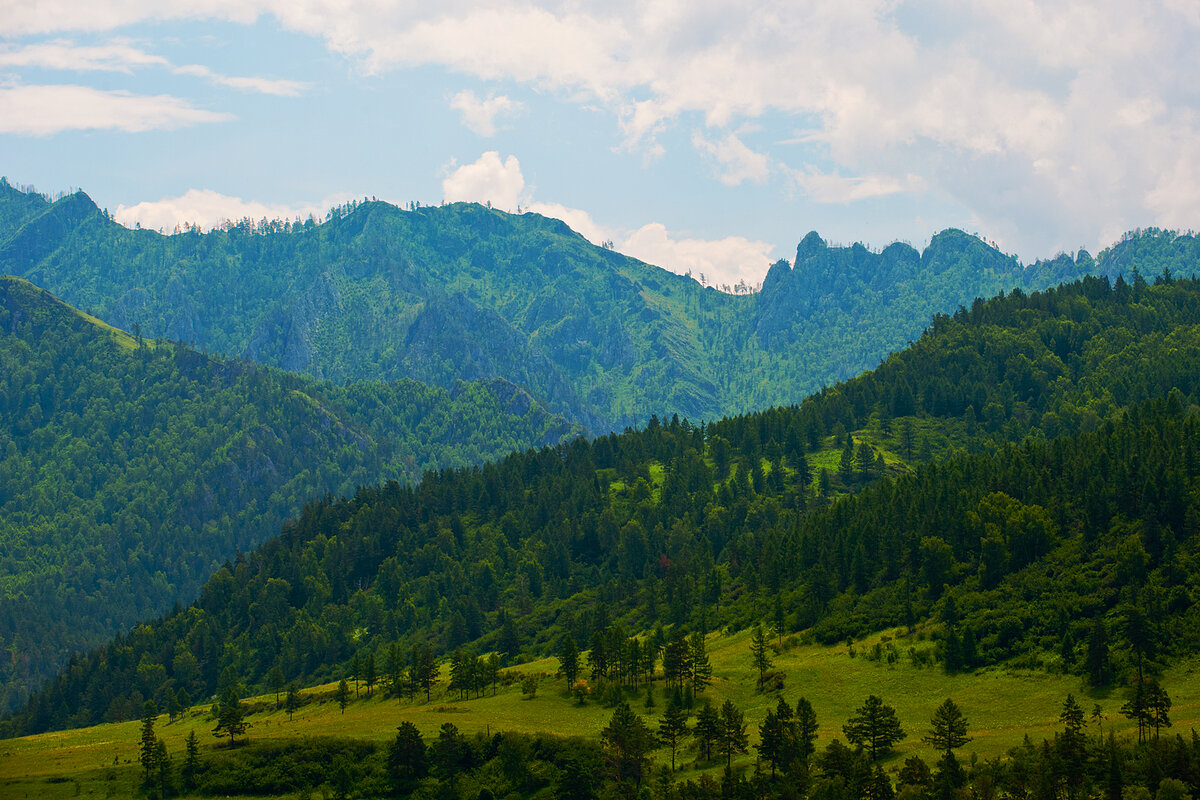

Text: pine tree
xmin=351 ymin=653 xmax=361 ymax=698
xmin=365 ymin=652 xmax=377 ymax=698
xmin=718 ymin=699 xmax=749 ymax=768
xmin=212 ymin=687 xmax=248 ymax=746
xmin=559 ymin=634 xmax=580 ymax=689
xmin=285 ymin=683 xmax=301 ymax=721
xmin=139 ymin=700 xmax=158 ymax=785
xmin=600 ymin=702 xmax=656 ymax=785
xmin=658 ymin=700 xmax=690 ymax=772
xmin=923 ymin=698 xmax=971 ymax=758
xmin=181 ymin=730 xmax=200 ymax=791
xmin=756 ymin=709 xmax=784 ymax=777
xmin=1085 ymin=616 xmax=1110 ymax=686
xmin=750 ymin=625 xmax=772 ymax=689
xmin=844 ymin=695 xmax=905 ymax=761
xmin=795 ymin=696 xmax=819 ymax=764
xmin=336 ymin=679 xmax=350 ymax=714
xmin=689 ymin=633 xmax=712 ymax=694
xmin=152 ymin=737 xmax=172 ymax=798
xmin=695 ymin=701 xmax=721 ymax=762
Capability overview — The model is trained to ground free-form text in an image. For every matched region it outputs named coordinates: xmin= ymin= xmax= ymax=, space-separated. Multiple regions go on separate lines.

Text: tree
xmin=757 ymin=709 xmax=785 ymax=777
xmin=559 ymin=634 xmax=580 ymax=690
xmin=844 ymin=695 xmax=905 ymax=761
xmin=284 ymin=682 xmax=301 ymax=721
xmin=152 ymin=738 xmax=172 ymax=799
xmin=658 ymin=700 xmax=690 ymax=772
xmin=600 ymin=702 xmax=656 ymax=785
xmin=212 ymin=687 xmax=248 ymax=746
xmin=718 ymin=699 xmax=749 ymax=768
xmin=1059 ymin=694 xmax=1087 ymax=798
xmin=387 ymin=721 xmax=428 ymax=793
xmin=365 ymin=652 xmax=377 ymax=698
xmin=1085 ymin=616 xmax=1110 ymax=686
xmin=267 ymin=664 xmax=285 ymax=709
xmin=139 ymin=700 xmax=158 ymax=785
xmin=1147 ymin=681 xmax=1172 ymax=740
xmin=689 ymin=633 xmax=712 ymax=694
xmin=181 ymin=730 xmax=200 ymax=791
xmin=336 ymin=679 xmax=350 ymax=714
xmin=351 ymin=653 xmax=362 ymax=698
xmin=923 ymin=698 xmax=970 ymax=758
xmin=695 ymin=701 xmax=721 ymax=762
xmin=795 ymin=696 xmax=819 ymax=764
xmin=750 ymin=625 xmax=773 ymax=689
xmin=499 ymin=616 xmax=521 ymax=661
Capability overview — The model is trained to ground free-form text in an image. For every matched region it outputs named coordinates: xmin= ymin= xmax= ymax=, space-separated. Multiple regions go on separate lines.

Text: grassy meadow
xmin=2 ymin=624 xmax=1197 ymax=799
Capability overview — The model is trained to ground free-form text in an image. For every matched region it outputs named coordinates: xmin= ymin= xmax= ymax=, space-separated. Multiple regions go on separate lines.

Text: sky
xmin=2 ymin=1 xmax=1199 ymax=289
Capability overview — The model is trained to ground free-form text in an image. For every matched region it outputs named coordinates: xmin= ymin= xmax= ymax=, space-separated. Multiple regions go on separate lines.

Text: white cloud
xmin=0 ymin=40 xmax=307 ymax=96
xmin=524 ymin=202 xmax=610 ymax=246
xmin=441 ymin=152 xmax=771 ymax=287
xmin=441 ymin=151 xmax=526 ymax=211
xmin=112 ymin=188 xmax=353 ymax=231
xmin=0 ymin=40 xmax=166 ymax=71
xmin=692 ymin=131 xmax=770 ymax=186
xmin=20 ymin=2 xmax=1200 ymax=256
xmin=0 ymin=84 xmax=231 ymax=135
xmin=620 ymin=223 xmax=773 ymax=289
xmin=449 ymin=90 xmax=522 ymax=137
xmin=788 ymin=167 xmax=925 ymax=204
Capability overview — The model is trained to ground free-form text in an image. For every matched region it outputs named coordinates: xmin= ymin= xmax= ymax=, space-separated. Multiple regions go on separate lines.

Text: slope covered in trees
xmin=12 ymin=273 xmax=1200 ymax=737
xmin=6 ymin=179 xmax=1188 ymax=430
xmin=0 ymin=276 xmax=579 ymax=714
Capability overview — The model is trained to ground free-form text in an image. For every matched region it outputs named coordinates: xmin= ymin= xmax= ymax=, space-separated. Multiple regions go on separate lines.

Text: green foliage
xmin=2 ymin=187 xmax=1157 ymax=440
xmin=843 ymin=695 xmax=905 ymax=761
xmin=15 ymin=274 xmax=1200 ymax=740
xmin=0 ymin=276 xmax=579 ymax=714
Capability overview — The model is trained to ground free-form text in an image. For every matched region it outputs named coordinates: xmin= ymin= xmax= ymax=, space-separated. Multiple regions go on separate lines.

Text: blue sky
xmin=3 ymin=2 xmax=1199 ymax=288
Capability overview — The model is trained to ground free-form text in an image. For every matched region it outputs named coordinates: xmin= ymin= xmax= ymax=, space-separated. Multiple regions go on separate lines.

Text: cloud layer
xmin=113 ymin=188 xmax=351 ymax=230
xmin=5 ymin=2 xmax=1199 ymax=257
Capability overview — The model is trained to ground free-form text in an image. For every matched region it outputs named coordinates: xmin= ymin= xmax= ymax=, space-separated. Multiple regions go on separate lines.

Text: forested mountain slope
xmin=6 ymin=179 xmax=1186 ymax=430
xmin=12 ymin=273 xmax=1200 ymax=737
xmin=0 ymin=276 xmax=579 ymax=714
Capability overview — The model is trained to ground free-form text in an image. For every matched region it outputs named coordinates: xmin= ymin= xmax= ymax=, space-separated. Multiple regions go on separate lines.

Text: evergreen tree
xmin=1085 ymin=616 xmax=1110 ymax=686
xmin=181 ymin=730 xmax=200 ymax=791
xmin=365 ymin=652 xmax=377 ymax=698
xmin=267 ymin=664 xmax=284 ymax=709
xmin=756 ymin=709 xmax=784 ymax=777
xmin=923 ymin=698 xmax=971 ymax=758
xmin=658 ymin=700 xmax=690 ymax=772
xmin=139 ymin=700 xmax=158 ymax=785
xmin=1058 ymin=694 xmax=1087 ymax=798
xmin=284 ymin=683 xmax=301 ymax=721
xmin=795 ymin=696 xmax=819 ymax=764
xmin=600 ymin=702 xmax=656 ymax=786
xmin=750 ymin=625 xmax=772 ymax=688
xmin=689 ymin=632 xmax=712 ymax=694
xmin=336 ymin=679 xmax=350 ymax=714
xmin=695 ymin=701 xmax=721 ymax=762
xmin=844 ymin=695 xmax=905 ymax=761
xmin=559 ymin=634 xmax=580 ymax=690
xmin=351 ymin=653 xmax=361 ymax=699
xmin=387 ymin=721 xmax=428 ymax=794
xmin=211 ymin=687 xmax=247 ymax=746
xmin=718 ymin=699 xmax=749 ymax=768
xmin=152 ymin=738 xmax=172 ymax=799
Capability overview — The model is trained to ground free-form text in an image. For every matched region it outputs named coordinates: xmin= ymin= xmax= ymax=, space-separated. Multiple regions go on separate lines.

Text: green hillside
xmin=5 ymin=179 xmax=1184 ymax=431
xmin=13 ymin=274 xmax=1200 ymax=742
xmin=0 ymin=276 xmax=580 ymax=714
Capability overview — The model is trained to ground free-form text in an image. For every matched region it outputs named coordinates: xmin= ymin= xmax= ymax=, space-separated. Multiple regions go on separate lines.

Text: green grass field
xmin=2 ymin=626 xmax=1196 ymax=799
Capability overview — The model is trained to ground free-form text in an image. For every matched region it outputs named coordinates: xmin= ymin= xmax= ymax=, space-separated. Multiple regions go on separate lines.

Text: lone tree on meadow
xmin=844 ymin=695 xmax=905 ymax=761
xmin=923 ymin=698 xmax=971 ymax=758
xmin=750 ymin=625 xmax=773 ymax=688
xmin=212 ymin=687 xmax=248 ymax=746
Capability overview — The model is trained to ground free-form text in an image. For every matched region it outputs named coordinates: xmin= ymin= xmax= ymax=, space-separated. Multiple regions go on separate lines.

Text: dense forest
xmin=6 ymin=179 xmax=1191 ymax=431
xmin=11 ymin=272 xmax=1200 ymax=738
xmin=0 ymin=276 xmax=579 ymax=714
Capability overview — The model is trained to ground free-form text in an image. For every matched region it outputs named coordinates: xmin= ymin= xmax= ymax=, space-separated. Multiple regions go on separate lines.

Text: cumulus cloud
xmin=0 ymin=84 xmax=231 ymax=135
xmin=692 ymin=131 xmax=770 ymax=186
xmin=442 ymin=152 xmax=772 ymax=287
xmin=17 ymin=1 xmax=1200 ymax=256
xmin=450 ymin=90 xmax=522 ymax=137
xmin=112 ymin=188 xmax=353 ymax=231
xmin=620 ymin=223 xmax=774 ymax=289
xmin=441 ymin=151 xmax=525 ymax=210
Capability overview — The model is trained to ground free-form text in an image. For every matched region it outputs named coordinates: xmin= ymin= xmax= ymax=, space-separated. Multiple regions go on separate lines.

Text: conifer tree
xmin=718 ymin=699 xmax=749 ymax=768
xmin=750 ymin=625 xmax=772 ymax=688
xmin=139 ymin=700 xmax=158 ymax=785
xmin=689 ymin=632 xmax=712 ymax=694
xmin=658 ymin=700 xmax=690 ymax=772
xmin=695 ymin=701 xmax=721 ymax=762
xmin=844 ymin=695 xmax=905 ymax=761
xmin=285 ymin=683 xmax=301 ymax=721
xmin=336 ymin=679 xmax=350 ymax=714
xmin=559 ymin=634 xmax=580 ymax=690
xmin=181 ymin=730 xmax=200 ymax=791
